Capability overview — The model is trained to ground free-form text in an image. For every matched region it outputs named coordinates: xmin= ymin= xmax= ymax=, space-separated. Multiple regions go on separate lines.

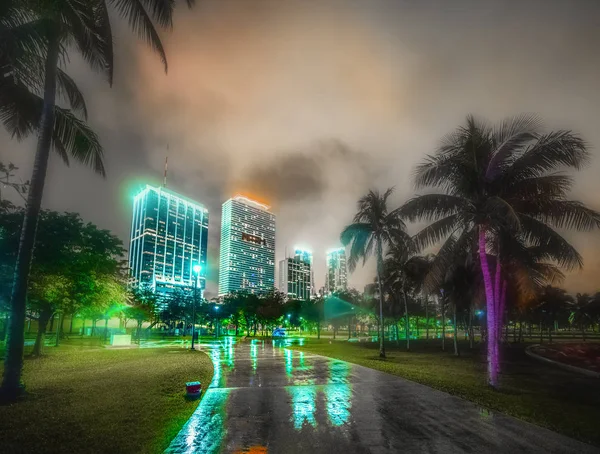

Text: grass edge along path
xmin=292 ymin=338 xmax=600 ymax=447
xmin=0 ymin=345 xmax=213 ymax=454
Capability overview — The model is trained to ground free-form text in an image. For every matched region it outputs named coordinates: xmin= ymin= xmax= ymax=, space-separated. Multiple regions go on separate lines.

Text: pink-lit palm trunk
xmin=478 ymin=226 xmax=499 ymax=387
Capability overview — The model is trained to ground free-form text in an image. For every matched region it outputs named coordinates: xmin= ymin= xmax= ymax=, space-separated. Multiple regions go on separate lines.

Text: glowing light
xmin=287 ymin=386 xmax=317 ymax=429
xmin=193 ymin=264 xmax=201 ymax=273
xmin=232 ymin=194 xmax=270 ymax=210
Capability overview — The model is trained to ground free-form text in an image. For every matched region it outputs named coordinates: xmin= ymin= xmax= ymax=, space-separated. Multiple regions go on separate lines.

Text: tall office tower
xmin=278 ymin=247 xmax=313 ymax=300
xmin=325 ymin=247 xmax=348 ymax=293
xmin=218 ymin=195 xmax=276 ymax=295
xmin=128 ymin=184 xmax=208 ymax=301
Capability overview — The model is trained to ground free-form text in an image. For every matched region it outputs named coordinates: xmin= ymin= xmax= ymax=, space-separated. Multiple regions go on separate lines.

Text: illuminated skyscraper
xmin=325 ymin=247 xmax=348 ymax=293
xmin=128 ymin=184 xmax=208 ymax=298
xmin=218 ymin=195 xmax=276 ymax=295
xmin=278 ymin=247 xmax=313 ymax=300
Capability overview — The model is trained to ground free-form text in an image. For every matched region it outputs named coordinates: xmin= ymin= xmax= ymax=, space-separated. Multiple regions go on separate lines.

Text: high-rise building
xmin=128 ymin=184 xmax=208 ymax=299
xmin=218 ymin=195 xmax=276 ymax=295
xmin=278 ymin=247 xmax=313 ymax=300
xmin=294 ymin=247 xmax=314 ymax=296
xmin=325 ymin=247 xmax=348 ymax=293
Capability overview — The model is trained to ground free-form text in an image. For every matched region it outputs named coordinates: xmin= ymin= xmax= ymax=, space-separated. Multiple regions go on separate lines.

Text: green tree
xmin=400 ymin=114 xmax=600 ymax=387
xmin=1 ymin=0 xmax=194 ymax=399
xmin=0 ymin=210 xmax=125 ymax=355
xmin=126 ymin=287 xmax=157 ymax=342
xmin=301 ymin=297 xmax=324 ymax=339
xmin=341 ymin=188 xmax=410 ymax=358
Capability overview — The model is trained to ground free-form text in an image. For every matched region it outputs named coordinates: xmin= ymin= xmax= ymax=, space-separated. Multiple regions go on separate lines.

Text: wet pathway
xmin=166 ymin=337 xmax=597 ymax=453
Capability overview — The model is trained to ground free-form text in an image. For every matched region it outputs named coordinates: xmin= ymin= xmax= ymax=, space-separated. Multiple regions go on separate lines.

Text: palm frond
xmin=63 ymin=0 xmax=111 ymax=78
xmin=518 ymin=215 xmax=583 ymax=270
xmin=518 ymin=199 xmax=600 ymax=231
xmin=95 ymin=0 xmax=114 ymax=85
xmin=140 ymin=0 xmax=175 ymax=29
xmin=53 ymin=107 xmax=106 ymax=177
xmin=399 ymin=193 xmax=471 ymax=223
xmin=109 ymin=0 xmax=168 ymax=72
xmin=411 ymin=213 xmax=463 ymax=252
xmin=340 ymin=222 xmax=371 ymax=272
xmin=486 ymin=113 xmax=542 ymax=178
xmin=503 ymin=173 xmax=573 ymax=200
xmin=56 ymin=68 xmax=87 ymax=118
xmin=507 ymin=131 xmax=589 ymax=179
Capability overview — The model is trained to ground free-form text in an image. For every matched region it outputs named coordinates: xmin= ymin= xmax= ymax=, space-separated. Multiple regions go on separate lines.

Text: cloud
xmin=3 ymin=0 xmax=600 ymax=295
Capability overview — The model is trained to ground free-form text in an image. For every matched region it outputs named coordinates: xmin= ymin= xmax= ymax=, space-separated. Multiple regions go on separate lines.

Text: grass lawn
xmin=293 ymin=338 xmax=600 ymax=446
xmin=0 ymin=341 xmax=213 ymax=453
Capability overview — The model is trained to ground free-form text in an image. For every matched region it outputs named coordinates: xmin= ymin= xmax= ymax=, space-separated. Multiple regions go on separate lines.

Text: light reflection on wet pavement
xmin=166 ymin=337 xmax=597 ymax=454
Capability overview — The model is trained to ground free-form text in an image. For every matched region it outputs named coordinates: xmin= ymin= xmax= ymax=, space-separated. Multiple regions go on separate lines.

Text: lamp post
xmin=214 ymin=305 xmax=220 ymax=337
xmin=191 ymin=264 xmax=201 ymax=350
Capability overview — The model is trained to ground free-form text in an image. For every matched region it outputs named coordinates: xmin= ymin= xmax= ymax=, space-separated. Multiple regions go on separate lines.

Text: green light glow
xmin=325 ymin=360 xmax=352 ymax=426
xmin=287 ymin=386 xmax=317 ymax=430
xmin=285 ymin=348 xmax=293 ymax=377
xmin=179 ymin=388 xmax=231 ymax=453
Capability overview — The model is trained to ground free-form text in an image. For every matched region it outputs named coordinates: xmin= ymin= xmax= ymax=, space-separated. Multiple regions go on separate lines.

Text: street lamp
xmin=214 ymin=305 xmax=220 ymax=337
xmin=191 ymin=264 xmax=201 ymax=350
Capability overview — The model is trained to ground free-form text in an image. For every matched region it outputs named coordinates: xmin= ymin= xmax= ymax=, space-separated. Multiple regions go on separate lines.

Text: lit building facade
xmin=128 ymin=185 xmax=208 ymax=299
xmin=278 ymin=248 xmax=313 ymax=300
xmin=325 ymin=247 xmax=348 ymax=293
xmin=218 ymin=195 xmax=276 ymax=295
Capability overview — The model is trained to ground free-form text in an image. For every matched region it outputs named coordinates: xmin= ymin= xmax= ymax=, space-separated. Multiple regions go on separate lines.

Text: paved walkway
xmin=166 ymin=337 xmax=597 ymax=453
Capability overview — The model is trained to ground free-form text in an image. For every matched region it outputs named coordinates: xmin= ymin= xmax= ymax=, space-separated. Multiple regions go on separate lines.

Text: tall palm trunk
xmin=453 ymin=302 xmax=460 ymax=356
xmin=402 ymin=290 xmax=410 ymax=351
xmin=468 ymin=304 xmax=474 ymax=349
xmin=441 ymin=297 xmax=446 ymax=351
xmin=425 ymin=296 xmax=429 ymax=340
xmin=376 ymin=240 xmax=386 ymax=358
xmin=478 ymin=227 xmax=498 ymax=388
xmin=1 ymin=38 xmax=60 ymax=399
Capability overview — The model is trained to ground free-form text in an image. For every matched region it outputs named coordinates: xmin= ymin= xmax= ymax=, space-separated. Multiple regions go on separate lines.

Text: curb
xmin=525 ymin=344 xmax=600 ymax=378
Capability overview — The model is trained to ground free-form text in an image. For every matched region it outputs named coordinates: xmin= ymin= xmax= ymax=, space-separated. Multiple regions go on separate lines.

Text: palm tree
xmin=1 ymin=0 xmax=194 ymax=400
xmin=341 ymin=188 xmax=409 ymax=358
xmin=570 ymin=293 xmax=592 ymax=341
xmin=401 ymin=114 xmax=600 ymax=387
xmin=536 ymin=286 xmax=573 ymax=343
xmin=383 ymin=245 xmax=432 ymax=351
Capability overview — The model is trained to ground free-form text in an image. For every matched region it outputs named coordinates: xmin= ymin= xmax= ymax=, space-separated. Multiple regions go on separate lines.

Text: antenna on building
xmin=163 ymin=151 xmax=168 ymax=188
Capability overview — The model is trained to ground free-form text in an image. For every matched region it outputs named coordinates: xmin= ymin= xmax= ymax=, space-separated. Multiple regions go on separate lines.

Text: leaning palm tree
xmin=401 ymin=114 xmax=600 ymax=387
xmin=570 ymin=293 xmax=593 ymax=341
xmin=1 ymin=0 xmax=194 ymax=399
xmin=341 ymin=188 xmax=410 ymax=358
xmin=383 ymin=244 xmax=432 ymax=352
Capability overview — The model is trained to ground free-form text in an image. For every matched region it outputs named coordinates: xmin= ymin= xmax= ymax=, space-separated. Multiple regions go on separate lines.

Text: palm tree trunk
xmin=81 ymin=319 xmax=86 ymax=337
xmin=376 ymin=240 xmax=386 ymax=358
xmin=69 ymin=316 xmax=74 ymax=334
xmin=441 ymin=299 xmax=446 ymax=352
xmin=403 ymin=290 xmax=410 ymax=351
xmin=453 ymin=302 xmax=459 ymax=356
xmin=478 ymin=227 xmax=498 ymax=388
xmin=1 ymin=38 xmax=60 ymax=399
xmin=395 ymin=322 xmax=400 ymax=346
xmin=425 ymin=296 xmax=429 ymax=341
xmin=468 ymin=305 xmax=474 ymax=349
xmin=104 ymin=318 xmax=109 ymax=343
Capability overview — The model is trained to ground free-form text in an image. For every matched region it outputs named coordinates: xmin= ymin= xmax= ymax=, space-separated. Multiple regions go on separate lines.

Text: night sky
xmin=2 ymin=0 xmax=600 ymax=297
